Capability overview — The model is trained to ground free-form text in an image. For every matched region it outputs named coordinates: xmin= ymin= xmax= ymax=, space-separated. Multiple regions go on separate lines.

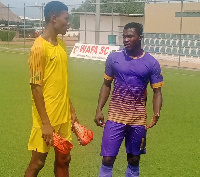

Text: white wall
xmin=80 ymin=14 xmax=144 ymax=45
xmin=118 ymin=16 xmax=145 ymax=46
xmin=80 ymin=15 xmax=95 ymax=44
xmin=99 ymin=15 xmax=120 ymax=45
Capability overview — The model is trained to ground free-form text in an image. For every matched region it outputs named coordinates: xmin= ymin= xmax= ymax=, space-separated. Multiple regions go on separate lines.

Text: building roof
xmin=0 ymin=2 xmax=22 ymax=22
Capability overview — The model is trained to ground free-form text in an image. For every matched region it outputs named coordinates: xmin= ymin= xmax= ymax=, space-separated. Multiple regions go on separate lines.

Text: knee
xmin=102 ymin=156 xmax=116 ymax=166
xmin=29 ymin=158 xmax=45 ymax=172
xmin=127 ymin=154 xmax=140 ymax=166
xmin=36 ymin=159 xmax=45 ymax=170
xmin=56 ymin=154 xmax=71 ymax=167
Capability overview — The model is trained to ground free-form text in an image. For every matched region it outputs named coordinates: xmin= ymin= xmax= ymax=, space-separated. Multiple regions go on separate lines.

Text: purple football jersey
xmin=104 ymin=49 xmax=164 ymax=125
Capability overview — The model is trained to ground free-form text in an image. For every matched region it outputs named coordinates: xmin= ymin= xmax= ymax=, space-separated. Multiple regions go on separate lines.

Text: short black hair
xmin=124 ymin=22 xmax=143 ymax=36
xmin=44 ymin=1 xmax=68 ymax=23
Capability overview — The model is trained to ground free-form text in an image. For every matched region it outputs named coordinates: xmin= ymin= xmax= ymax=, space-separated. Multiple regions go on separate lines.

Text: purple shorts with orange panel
xmin=101 ymin=120 xmax=146 ymax=157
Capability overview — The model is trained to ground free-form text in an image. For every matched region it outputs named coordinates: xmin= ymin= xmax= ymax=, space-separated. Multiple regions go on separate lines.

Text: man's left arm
xmin=146 ymin=87 xmax=163 ymax=129
xmin=69 ymin=100 xmax=79 ymax=128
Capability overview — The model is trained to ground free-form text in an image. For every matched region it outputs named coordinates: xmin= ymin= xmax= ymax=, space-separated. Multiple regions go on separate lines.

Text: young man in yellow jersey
xmin=25 ymin=1 xmax=78 ymax=177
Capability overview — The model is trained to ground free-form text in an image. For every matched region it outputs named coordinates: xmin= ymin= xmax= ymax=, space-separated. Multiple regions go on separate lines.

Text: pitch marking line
xmin=71 ymin=58 xmax=200 ymax=77
xmin=162 ymin=71 xmax=200 ymax=77
xmin=70 ymin=58 xmax=104 ymax=65
xmin=0 ymin=49 xmax=28 ymax=55
xmin=70 ymin=59 xmax=200 ymax=76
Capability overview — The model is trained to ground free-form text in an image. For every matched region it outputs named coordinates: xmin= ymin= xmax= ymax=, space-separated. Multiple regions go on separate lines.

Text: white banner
xmin=70 ymin=43 xmax=120 ymax=61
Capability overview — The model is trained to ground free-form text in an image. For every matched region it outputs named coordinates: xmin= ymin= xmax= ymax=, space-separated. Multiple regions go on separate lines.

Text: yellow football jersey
xmin=29 ymin=36 xmax=71 ymax=127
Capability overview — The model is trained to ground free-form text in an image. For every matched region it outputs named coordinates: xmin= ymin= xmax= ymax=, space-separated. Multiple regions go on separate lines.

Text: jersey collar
xmin=124 ymin=49 xmax=145 ymax=59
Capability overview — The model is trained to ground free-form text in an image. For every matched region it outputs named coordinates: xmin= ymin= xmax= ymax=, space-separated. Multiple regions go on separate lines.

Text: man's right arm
xmin=94 ymin=79 xmax=112 ymax=127
xmin=31 ymin=84 xmax=54 ymax=146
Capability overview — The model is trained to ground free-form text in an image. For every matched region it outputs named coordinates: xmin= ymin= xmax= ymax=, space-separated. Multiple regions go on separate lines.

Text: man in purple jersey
xmin=94 ymin=22 xmax=164 ymax=177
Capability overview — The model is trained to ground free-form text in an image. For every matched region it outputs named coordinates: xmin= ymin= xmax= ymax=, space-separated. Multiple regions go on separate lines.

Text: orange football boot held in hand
xmin=52 ymin=133 xmax=73 ymax=154
xmin=73 ymin=122 xmax=94 ymax=146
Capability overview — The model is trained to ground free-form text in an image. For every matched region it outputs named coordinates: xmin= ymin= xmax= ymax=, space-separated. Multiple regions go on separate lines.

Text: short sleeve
xmin=104 ymin=54 xmax=114 ymax=81
xmin=29 ymin=40 xmax=45 ymax=85
xmin=150 ymin=60 xmax=164 ymax=89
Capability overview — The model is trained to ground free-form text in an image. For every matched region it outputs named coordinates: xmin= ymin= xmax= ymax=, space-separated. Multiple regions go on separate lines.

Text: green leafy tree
xmin=70 ymin=0 xmax=96 ymax=29
xmin=100 ymin=0 xmax=145 ymax=14
xmin=0 ymin=30 xmax=16 ymax=41
xmin=69 ymin=14 xmax=80 ymax=29
xmin=70 ymin=0 xmax=145 ymax=29
xmin=72 ymin=0 xmax=144 ymax=14
xmin=72 ymin=0 xmax=96 ymax=13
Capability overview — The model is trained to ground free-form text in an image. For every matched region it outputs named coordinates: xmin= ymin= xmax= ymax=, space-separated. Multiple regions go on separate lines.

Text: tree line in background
xmin=0 ymin=0 xmax=145 ymax=40
xmin=69 ymin=0 xmax=145 ymax=29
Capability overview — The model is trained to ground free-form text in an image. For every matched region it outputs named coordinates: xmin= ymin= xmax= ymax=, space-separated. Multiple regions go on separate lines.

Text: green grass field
xmin=1 ymin=49 xmax=200 ymax=177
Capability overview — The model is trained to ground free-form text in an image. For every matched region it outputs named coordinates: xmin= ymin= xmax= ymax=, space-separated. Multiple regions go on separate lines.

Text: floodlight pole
xmin=24 ymin=3 xmax=26 ymax=50
xmin=7 ymin=4 xmax=10 ymax=48
xmin=95 ymin=0 xmax=100 ymax=45
xmin=39 ymin=8 xmax=41 ymax=28
xmin=84 ymin=4 xmax=87 ymax=43
xmin=111 ymin=4 xmax=114 ymax=45
xmin=35 ymin=3 xmax=42 ymax=28
xmin=42 ymin=3 xmax=45 ymax=33
xmin=178 ymin=0 xmax=183 ymax=68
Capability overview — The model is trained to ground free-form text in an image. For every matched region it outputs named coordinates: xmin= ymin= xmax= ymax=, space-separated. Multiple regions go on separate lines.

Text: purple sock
xmin=125 ymin=164 xmax=139 ymax=177
xmin=99 ymin=164 xmax=113 ymax=177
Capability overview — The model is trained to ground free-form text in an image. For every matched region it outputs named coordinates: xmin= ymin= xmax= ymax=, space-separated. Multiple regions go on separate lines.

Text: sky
xmin=2 ymin=0 xmax=200 ymax=19
xmin=0 ymin=0 xmax=85 ymax=18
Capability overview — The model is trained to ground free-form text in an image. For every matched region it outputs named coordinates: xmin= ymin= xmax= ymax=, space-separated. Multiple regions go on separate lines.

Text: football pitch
xmin=0 ymin=49 xmax=200 ymax=177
